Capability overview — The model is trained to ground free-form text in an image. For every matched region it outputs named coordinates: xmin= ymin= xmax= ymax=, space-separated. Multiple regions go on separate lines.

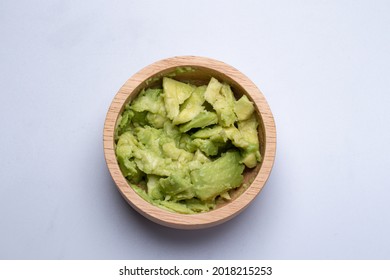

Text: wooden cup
xmin=103 ymin=56 xmax=276 ymax=229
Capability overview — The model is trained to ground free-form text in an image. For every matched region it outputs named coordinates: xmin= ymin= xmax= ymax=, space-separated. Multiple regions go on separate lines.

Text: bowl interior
xmin=115 ymin=65 xmax=265 ymax=210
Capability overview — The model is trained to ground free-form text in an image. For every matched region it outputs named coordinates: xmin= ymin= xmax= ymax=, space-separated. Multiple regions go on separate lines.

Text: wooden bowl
xmin=103 ymin=56 xmax=276 ymax=229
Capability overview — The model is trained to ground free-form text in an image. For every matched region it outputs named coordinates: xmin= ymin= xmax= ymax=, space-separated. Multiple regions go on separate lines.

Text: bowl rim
xmin=103 ymin=56 xmax=276 ymax=229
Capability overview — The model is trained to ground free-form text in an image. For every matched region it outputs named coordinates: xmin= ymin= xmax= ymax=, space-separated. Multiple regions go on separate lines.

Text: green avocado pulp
xmin=115 ymin=76 xmax=262 ymax=214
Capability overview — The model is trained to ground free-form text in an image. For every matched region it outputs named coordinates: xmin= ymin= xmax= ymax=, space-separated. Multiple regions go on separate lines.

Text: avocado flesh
xmin=163 ymin=77 xmax=195 ymax=120
xmin=131 ymin=88 xmax=165 ymax=115
xmin=191 ymin=150 xmax=244 ymax=201
xmin=237 ymin=114 xmax=262 ymax=168
xmin=179 ymin=111 xmax=218 ymax=133
xmin=204 ymin=78 xmax=237 ymax=127
xmin=234 ymin=95 xmax=255 ymax=121
xmin=173 ymin=85 xmax=206 ymax=125
xmin=114 ymin=76 xmax=262 ymax=214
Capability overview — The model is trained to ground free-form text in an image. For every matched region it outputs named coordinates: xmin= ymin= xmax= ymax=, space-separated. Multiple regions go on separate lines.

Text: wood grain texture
xmin=103 ymin=56 xmax=276 ymax=229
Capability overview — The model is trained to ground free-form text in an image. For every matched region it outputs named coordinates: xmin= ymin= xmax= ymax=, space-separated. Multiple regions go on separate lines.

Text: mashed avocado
xmin=115 ymin=76 xmax=261 ymax=214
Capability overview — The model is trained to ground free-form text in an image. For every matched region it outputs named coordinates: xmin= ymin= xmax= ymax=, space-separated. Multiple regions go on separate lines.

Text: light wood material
xmin=103 ymin=56 xmax=276 ymax=229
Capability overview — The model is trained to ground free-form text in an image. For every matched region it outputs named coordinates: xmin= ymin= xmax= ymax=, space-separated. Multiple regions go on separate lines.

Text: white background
xmin=1 ymin=0 xmax=389 ymax=259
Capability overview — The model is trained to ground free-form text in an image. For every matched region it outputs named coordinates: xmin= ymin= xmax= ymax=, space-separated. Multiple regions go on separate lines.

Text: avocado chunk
xmin=162 ymin=121 xmax=182 ymax=145
xmin=173 ymin=85 xmax=206 ymax=125
xmin=191 ymin=125 xmax=223 ymax=139
xmin=217 ymin=83 xmax=237 ymax=126
xmin=134 ymin=126 xmax=163 ymax=156
xmin=191 ymin=125 xmax=226 ymax=143
xmin=234 ymin=95 xmax=255 ymax=121
xmin=115 ymin=132 xmax=144 ymax=183
xmin=146 ymin=175 xmax=163 ymax=200
xmin=191 ymin=150 xmax=245 ymax=201
xmin=131 ymin=88 xmax=165 ymax=115
xmin=130 ymin=83 xmax=167 ymax=129
xmin=159 ymin=170 xmax=194 ymax=201
xmin=131 ymin=110 xmax=148 ymax=127
xmin=146 ymin=112 xmax=168 ymax=129
xmin=193 ymin=149 xmax=211 ymax=163
xmin=191 ymin=138 xmax=221 ymax=156
xmin=115 ymin=109 xmax=134 ymax=139
xmin=161 ymin=141 xmax=194 ymax=162
xmin=133 ymin=148 xmax=181 ymax=177
xmin=163 ymin=77 xmax=195 ymax=120
xmin=185 ymin=198 xmax=215 ymax=212
xmin=204 ymin=77 xmax=222 ymax=104
xmin=130 ymin=183 xmax=154 ymax=204
xmin=221 ymin=114 xmax=261 ymax=168
xmin=223 ymin=126 xmax=249 ymax=149
xmin=157 ymin=199 xmax=215 ymax=214
xmin=158 ymin=200 xmax=194 ymax=214
xmin=179 ymin=111 xmax=218 ymax=133
xmin=237 ymin=114 xmax=262 ymax=168
xmin=204 ymin=78 xmax=237 ymax=127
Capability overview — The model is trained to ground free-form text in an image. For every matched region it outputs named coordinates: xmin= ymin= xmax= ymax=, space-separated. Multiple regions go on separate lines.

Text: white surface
xmin=1 ymin=0 xmax=389 ymax=259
